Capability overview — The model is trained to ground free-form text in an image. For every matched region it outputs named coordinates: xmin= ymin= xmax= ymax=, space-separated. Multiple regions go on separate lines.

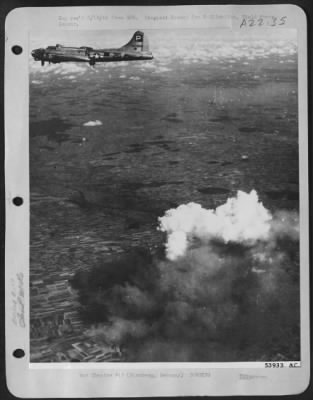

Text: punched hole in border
xmin=13 ymin=349 xmax=25 ymax=358
xmin=13 ymin=197 xmax=23 ymax=206
xmin=11 ymin=45 xmax=23 ymax=55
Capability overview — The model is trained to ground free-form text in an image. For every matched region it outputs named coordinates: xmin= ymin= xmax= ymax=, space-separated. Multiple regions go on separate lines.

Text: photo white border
xmin=5 ymin=4 xmax=310 ymax=397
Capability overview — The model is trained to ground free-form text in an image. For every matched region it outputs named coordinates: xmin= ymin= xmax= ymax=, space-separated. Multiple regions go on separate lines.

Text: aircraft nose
xmin=31 ymin=48 xmax=43 ymax=58
xmin=31 ymin=49 xmax=39 ymax=58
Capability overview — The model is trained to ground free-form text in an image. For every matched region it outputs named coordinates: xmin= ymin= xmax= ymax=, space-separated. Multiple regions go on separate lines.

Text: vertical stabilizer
xmin=122 ymin=31 xmax=149 ymax=52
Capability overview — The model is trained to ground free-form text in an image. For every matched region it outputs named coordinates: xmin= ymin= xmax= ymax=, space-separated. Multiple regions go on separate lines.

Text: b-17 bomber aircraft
xmin=31 ymin=31 xmax=153 ymax=66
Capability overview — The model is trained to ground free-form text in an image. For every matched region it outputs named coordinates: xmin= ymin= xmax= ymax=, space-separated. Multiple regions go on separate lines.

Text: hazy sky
xmin=30 ymin=28 xmax=297 ymax=49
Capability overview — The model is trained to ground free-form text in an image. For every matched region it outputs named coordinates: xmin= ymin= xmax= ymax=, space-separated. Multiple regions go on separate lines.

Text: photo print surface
xmin=29 ymin=28 xmax=300 ymax=363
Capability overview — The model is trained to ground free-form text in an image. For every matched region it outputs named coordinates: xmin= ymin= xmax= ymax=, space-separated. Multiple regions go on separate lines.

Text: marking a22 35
xmin=240 ymin=16 xmax=287 ymax=28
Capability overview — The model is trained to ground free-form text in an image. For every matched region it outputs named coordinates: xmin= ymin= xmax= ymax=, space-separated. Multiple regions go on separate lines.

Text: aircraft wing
xmin=50 ymin=54 xmax=90 ymax=62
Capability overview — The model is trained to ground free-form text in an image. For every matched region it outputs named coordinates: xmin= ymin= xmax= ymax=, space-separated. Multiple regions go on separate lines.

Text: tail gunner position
xmin=31 ymin=31 xmax=153 ymax=66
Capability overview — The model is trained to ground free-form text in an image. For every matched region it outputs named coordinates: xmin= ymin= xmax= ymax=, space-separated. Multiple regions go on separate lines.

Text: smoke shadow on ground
xmin=70 ymin=233 xmax=300 ymax=362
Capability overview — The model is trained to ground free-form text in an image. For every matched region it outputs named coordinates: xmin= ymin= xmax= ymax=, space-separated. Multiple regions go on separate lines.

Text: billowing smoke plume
xmin=158 ymin=190 xmax=272 ymax=260
xmin=71 ymin=190 xmax=300 ymax=362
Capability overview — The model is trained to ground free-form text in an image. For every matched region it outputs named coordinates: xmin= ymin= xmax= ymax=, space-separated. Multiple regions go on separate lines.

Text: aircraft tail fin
xmin=122 ymin=31 xmax=149 ymax=52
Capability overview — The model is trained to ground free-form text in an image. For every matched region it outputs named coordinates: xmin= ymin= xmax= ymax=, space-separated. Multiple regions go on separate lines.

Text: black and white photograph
xmin=4 ymin=4 xmax=310 ymax=397
xmin=29 ymin=27 xmax=301 ymax=363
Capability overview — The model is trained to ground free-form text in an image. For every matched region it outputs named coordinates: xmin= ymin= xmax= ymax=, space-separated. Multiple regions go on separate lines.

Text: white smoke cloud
xmin=83 ymin=120 xmax=103 ymax=127
xmin=158 ymin=190 xmax=272 ymax=260
xmin=166 ymin=231 xmax=189 ymax=261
